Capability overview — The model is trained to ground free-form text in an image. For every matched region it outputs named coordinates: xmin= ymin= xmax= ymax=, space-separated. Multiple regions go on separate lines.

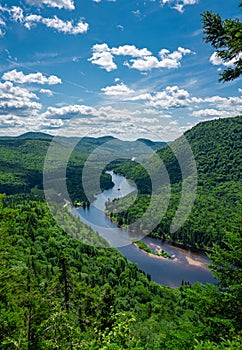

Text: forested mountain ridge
xmin=0 ymin=135 xmax=116 ymax=200
xmin=159 ymin=115 xmax=241 ymax=185
xmin=106 ymin=116 xmax=242 ymax=248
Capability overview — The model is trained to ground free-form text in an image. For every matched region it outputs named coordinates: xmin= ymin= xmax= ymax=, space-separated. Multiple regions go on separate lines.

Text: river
xmin=73 ymin=171 xmax=216 ymax=287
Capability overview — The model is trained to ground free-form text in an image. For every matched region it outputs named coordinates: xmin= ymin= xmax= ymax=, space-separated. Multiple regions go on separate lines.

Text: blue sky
xmin=0 ymin=0 xmax=241 ymax=141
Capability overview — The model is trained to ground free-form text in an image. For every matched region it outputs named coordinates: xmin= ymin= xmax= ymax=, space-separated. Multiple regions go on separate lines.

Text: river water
xmin=73 ymin=171 xmax=216 ymax=287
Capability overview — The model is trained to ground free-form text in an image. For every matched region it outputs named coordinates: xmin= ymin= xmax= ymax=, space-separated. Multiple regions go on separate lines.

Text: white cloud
xmin=111 ymin=45 xmax=152 ymax=57
xmin=0 ymin=5 xmax=24 ymax=22
xmin=25 ymin=15 xmax=89 ymax=34
xmin=10 ymin=6 xmax=24 ymax=22
xmin=209 ymin=52 xmax=242 ymax=67
xmin=93 ymin=0 xmax=117 ymax=2
xmin=2 ymin=70 xmax=62 ymax=85
xmin=117 ymin=24 xmax=124 ymax=31
xmin=101 ymin=82 xmax=242 ymax=120
xmin=42 ymin=105 xmax=97 ymax=119
xmin=0 ymin=115 xmax=25 ymax=129
xmin=40 ymin=103 xmax=175 ymax=140
xmin=0 ymin=17 xmax=5 ymax=36
xmin=101 ymin=83 xmax=191 ymax=108
xmin=40 ymin=89 xmax=54 ymax=96
xmin=89 ymin=43 xmax=192 ymax=71
xmin=126 ymin=47 xmax=192 ymax=71
xmin=0 ymin=17 xmax=6 ymax=26
xmin=88 ymin=44 xmax=117 ymax=72
xmin=161 ymin=0 xmax=198 ymax=13
xmin=191 ymin=95 xmax=242 ymax=119
xmin=148 ymin=86 xmax=190 ymax=108
xmin=0 ymin=81 xmax=42 ymax=116
xmin=101 ymin=83 xmax=135 ymax=97
xmin=0 ymin=5 xmax=89 ymax=35
xmin=25 ymin=0 xmax=75 ymax=10
xmin=192 ymin=109 xmax=226 ymax=117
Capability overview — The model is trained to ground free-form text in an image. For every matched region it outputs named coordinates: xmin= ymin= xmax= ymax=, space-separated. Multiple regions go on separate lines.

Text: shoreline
xmin=75 ymin=204 xmax=213 ymax=259
xmin=132 ymin=242 xmax=171 ymax=261
xmin=133 ymin=241 xmax=207 ymax=268
xmin=146 ymin=234 xmax=214 ymax=255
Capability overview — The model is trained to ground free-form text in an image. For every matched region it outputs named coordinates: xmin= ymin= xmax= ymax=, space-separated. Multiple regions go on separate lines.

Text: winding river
xmin=73 ymin=171 xmax=216 ymax=287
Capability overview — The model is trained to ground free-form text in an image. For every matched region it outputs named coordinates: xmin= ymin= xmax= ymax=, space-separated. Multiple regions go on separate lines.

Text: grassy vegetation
xmin=133 ymin=239 xmax=171 ymax=258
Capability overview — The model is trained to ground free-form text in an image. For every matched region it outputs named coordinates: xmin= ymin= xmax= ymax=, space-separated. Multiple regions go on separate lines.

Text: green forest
xmin=106 ymin=116 xmax=242 ymax=249
xmin=0 ymin=115 xmax=241 ymax=349
xmin=0 ymin=195 xmax=241 ymax=349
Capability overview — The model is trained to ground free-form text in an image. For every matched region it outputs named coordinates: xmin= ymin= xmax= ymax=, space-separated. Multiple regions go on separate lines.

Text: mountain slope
xmin=107 ymin=116 xmax=242 ymax=248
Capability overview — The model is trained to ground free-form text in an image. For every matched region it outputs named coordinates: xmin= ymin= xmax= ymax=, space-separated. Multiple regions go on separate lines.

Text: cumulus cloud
xmin=101 ymin=82 xmax=242 ymax=120
xmin=0 ymin=5 xmax=89 ymax=34
xmin=42 ymin=105 xmax=97 ymax=120
xmin=161 ymin=0 xmax=198 ymax=13
xmin=0 ymin=114 xmax=25 ymax=129
xmin=25 ymin=0 xmax=75 ymax=10
xmin=0 ymin=5 xmax=24 ymax=22
xmin=25 ymin=14 xmax=89 ymax=34
xmin=191 ymin=95 xmax=242 ymax=119
xmin=2 ymin=70 xmax=62 ymax=85
xmin=148 ymin=86 xmax=190 ymax=108
xmin=89 ymin=43 xmax=192 ymax=71
xmin=209 ymin=52 xmax=242 ymax=67
xmin=192 ymin=109 xmax=225 ymax=117
xmin=101 ymin=83 xmax=191 ymax=108
xmin=0 ymin=81 xmax=42 ymax=116
xmin=40 ymin=103 xmax=174 ymax=140
xmin=126 ymin=47 xmax=192 ymax=71
xmin=101 ymin=83 xmax=136 ymax=97
xmin=111 ymin=45 xmax=152 ymax=57
xmin=40 ymin=89 xmax=54 ymax=96
xmin=88 ymin=44 xmax=117 ymax=72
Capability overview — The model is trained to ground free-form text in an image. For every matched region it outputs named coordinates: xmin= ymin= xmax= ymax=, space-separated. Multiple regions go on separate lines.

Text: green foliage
xmin=0 ymin=136 xmax=113 ymax=203
xmin=202 ymin=3 xmax=242 ymax=82
xmin=133 ymin=239 xmax=170 ymax=258
xmin=107 ymin=116 xmax=242 ymax=249
xmin=0 ymin=197 xmax=241 ymax=348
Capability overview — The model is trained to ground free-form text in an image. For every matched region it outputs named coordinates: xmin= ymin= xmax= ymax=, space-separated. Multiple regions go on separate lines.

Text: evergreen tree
xmin=202 ymin=2 xmax=242 ymax=82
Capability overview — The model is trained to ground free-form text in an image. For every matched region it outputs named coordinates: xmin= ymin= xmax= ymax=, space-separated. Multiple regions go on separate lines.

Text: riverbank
xmin=74 ymin=171 xmax=215 ymax=286
xmin=132 ymin=240 xmax=171 ymax=259
xmin=147 ymin=234 xmax=214 ymax=255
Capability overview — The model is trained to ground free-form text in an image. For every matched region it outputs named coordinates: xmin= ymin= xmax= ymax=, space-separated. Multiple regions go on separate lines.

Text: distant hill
xmin=137 ymin=138 xmax=168 ymax=150
xmin=0 ymin=133 xmax=164 ymax=201
xmin=17 ymin=132 xmax=53 ymax=140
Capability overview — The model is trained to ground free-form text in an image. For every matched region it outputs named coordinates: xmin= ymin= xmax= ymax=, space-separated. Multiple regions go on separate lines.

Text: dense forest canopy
xmin=106 ymin=116 xmax=242 ymax=249
xmin=0 ymin=116 xmax=241 ymax=349
xmin=0 ymin=195 xmax=241 ymax=349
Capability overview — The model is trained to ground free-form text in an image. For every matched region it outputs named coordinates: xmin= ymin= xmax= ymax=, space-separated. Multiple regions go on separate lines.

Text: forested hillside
xmin=107 ymin=116 xmax=242 ymax=249
xmin=0 ymin=135 xmax=114 ymax=203
xmin=0 ymin=196 xmax=241 ymax=349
